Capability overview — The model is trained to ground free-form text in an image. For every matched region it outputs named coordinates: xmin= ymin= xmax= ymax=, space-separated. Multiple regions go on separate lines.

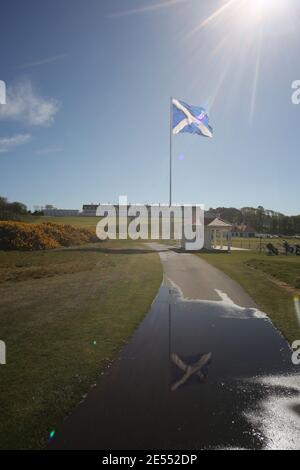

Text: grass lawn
xmin=19 ymin=215 xmax=182 ymax=241
xmin=246 ymin=257 xmax=300 ymax=290
xmin=197 ymin=251 xmax=300 ymax=345
xmin=0 ymin=241 xmax=162 ymax=449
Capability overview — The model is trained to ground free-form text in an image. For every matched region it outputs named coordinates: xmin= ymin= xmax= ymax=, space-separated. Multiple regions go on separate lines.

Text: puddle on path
xmin=50 ymin=281 xmax=300 ymax=450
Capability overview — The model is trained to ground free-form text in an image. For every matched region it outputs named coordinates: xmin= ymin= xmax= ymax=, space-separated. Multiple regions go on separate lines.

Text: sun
xmin=191 ymin=0 xmax=290 ymax=34
xmin=252 ymin=0 xmax=286 ymax=11
xmin=240 ymin=0 xmax=288 ymax=23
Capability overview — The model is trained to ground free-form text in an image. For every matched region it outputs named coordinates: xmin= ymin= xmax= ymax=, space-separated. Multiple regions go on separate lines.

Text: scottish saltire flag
xmin=172 ymin=98 xmax=213 ymax=138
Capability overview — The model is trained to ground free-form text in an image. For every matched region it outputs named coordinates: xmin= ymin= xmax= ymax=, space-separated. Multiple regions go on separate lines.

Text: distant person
xmin=283 ymin=240 xmax=290 ymax=255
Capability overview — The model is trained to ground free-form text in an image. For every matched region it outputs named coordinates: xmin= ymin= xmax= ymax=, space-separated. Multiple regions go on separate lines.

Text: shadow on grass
xmin=173 ymin=248 xmax=230 ymax=255
xmin=71 ymin=247 xmax=231 ymax=256
xmin=67 ymin=246 xmax=168 ymax=255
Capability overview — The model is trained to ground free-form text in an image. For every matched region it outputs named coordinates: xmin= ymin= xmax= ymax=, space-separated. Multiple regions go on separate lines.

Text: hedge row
xmin=0 ymin=222 xmax=99 ymax=251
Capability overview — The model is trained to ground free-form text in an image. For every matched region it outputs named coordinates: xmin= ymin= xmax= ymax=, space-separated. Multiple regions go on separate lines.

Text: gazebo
xmin=180 ymin=216 xmax=232 ymax=251
xmin=204 ymin=217 xmax=233 ymax=251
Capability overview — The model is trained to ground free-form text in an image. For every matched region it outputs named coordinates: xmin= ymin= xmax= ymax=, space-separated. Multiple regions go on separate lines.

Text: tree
xmin=0 ymin=196 xmax=28 ymax=221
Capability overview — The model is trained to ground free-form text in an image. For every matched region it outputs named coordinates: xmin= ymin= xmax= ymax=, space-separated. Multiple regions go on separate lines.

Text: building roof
xmin=193 ymin=216 xmax=232 ymax=228
xmin=232 ymin=224 xmax=256 ymax=233
xmin=206 ymin=217 xmax=232 ymax=228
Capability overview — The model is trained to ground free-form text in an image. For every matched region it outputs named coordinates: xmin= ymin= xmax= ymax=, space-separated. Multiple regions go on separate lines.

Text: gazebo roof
xmin=205 ymin=217 xmax=232 ymax=229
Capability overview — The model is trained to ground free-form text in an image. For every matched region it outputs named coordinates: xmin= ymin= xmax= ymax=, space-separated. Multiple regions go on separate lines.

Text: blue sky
xmin=0 ymin=0 xmax=300 ymax=214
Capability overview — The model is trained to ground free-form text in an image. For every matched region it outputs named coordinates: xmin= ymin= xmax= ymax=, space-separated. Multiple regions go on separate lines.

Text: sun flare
xmin=238 ymin=0 xmax=288 ymax=24
xmin=185 ymin=0 xmax=294 ymax=119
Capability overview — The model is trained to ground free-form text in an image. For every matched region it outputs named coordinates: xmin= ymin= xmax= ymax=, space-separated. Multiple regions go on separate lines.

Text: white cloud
xmin=19 ymin=54 xmax=68 ymax=69
xmin=0 ymin=80 xmax=59 ymax=126
xmin=0 ymin=134 xmax=32 ymax=153
xmin=108 ymin=0 xmax=187 ymax=17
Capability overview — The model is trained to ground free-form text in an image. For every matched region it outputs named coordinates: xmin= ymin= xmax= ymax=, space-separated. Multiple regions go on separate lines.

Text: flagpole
xmin=169 ymin=301 xmax=172 ymax=392
xmin=169 ymin=98 xmax=173 ymax=389
xmin=169 ymin=96 xmax=173 ymax=207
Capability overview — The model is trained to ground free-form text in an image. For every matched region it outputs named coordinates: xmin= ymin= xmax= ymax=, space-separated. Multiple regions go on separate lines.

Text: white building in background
xmin=43 ymin=208 xmax=79 ymax=217
xmin=80 ymin=204 xmax=100 ymax=216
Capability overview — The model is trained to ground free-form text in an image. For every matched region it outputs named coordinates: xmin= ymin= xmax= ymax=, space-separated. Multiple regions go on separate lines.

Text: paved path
xmin=148 ymin=243 xmax=255 ymax=305
xmin=50 ymin=245 xmax=300 ymax=450
xmin=215 ymin=245 xmax=250 ymax=251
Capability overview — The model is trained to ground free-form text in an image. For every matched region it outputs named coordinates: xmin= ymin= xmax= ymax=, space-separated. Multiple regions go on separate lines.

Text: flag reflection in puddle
xmin=171 ymin=351 xmax=212 ymax=391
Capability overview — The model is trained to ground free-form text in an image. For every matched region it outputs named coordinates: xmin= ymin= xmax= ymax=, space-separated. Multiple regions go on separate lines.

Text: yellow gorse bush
xmin=0 ymin=221 xmax=98 ymax=251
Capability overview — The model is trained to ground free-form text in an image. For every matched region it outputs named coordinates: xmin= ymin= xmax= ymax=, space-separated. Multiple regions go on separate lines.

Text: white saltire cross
xmin=172 ymin=98 xmax=212 ymax=138
xmin=171 ymin=351 xmax=212 ymax=392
